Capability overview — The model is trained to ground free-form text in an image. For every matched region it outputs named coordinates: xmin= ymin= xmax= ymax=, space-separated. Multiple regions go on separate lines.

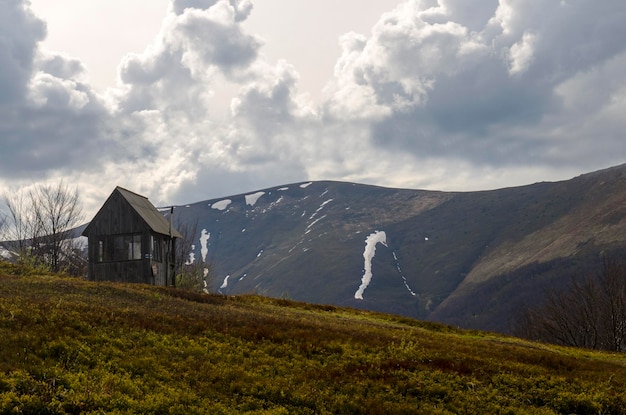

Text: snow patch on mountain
xmin=211 ymin=199 xmax=231 ymax=211
xmin=187 ymin=244 xmax=196 ymax=265
xmin=355 ymin=231 xmax=387 ymax=300
xmin=245 ymin=191 xmax=265 ymax=206
xmin=220 ymin=275 xmax=230 ymax=290
xmin=200 ymin=229 xmax=210 ymax=262
xmin=300 ymin=182 xmax=313 ymax=189
xmin=278 ymin=187 xmax=289 ymax=191
xmin=0 ymin=246 xmax=12 ymax=259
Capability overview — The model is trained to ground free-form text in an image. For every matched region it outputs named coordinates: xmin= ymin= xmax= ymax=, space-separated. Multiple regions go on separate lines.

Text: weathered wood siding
xmin=85 ymin=191 xmax=151 ymax=236
xmin=84 ymin=190 xmax=175 ymax=285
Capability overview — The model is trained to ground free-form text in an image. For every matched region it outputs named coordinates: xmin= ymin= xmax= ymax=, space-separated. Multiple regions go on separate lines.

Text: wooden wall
xmin=85 ymin=191 xmax=151 ymax=236
xmin=84 ymin=191 xmax=175 ymax=286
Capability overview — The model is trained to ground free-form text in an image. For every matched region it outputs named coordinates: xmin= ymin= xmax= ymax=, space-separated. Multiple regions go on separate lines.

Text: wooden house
xmin=82 ymin=187 xmax=183 ymax=286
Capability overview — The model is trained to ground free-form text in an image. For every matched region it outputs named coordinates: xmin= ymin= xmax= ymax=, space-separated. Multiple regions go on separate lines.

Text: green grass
xmin=1 ymin=263 xmax=625 ymax=414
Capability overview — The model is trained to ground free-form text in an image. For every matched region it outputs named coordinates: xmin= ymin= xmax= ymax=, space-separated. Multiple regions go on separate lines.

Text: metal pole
xmin=169 ymin=206 xmax=174 ymax=287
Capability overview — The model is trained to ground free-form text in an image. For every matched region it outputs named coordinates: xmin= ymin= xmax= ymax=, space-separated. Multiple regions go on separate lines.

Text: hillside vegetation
xmin=1 ymin=265 xmax=625 ymax=414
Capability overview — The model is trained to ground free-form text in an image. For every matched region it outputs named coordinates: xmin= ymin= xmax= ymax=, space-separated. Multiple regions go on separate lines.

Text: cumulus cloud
xmin=507 ymin=32 xmax=536 ymax=75
xmin=0 ymin=0 xmax=46 ymax=105
xmin=325 ymin=0 xmax=626 ymax=170
xmin=2 ymin=0 xmax=626 ymax=215
xmin=106 ymin=0 xmax=309 ymax=206
xmin=171 ymin=0 xmax=253 ymax=21
xmin=0 ymin=0 xmax=115 ymax=179
xmin=37 ymin=51 xmax=87 ymax=81
xmin=117 ymin=0 xmax=262 ymax=117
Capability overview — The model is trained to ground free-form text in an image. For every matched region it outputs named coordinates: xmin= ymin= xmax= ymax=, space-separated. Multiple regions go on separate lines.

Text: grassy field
xmin=1 ymin=263 xmax=625 ymax=414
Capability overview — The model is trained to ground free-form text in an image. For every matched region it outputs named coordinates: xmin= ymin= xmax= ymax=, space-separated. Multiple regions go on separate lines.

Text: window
xmin=130 ymin=235 xmax=142 ymax=260
xmin=113 ymin=235 xmax=126 ymax=260
xmin=96 ymin=234 xmax=142 ymax=262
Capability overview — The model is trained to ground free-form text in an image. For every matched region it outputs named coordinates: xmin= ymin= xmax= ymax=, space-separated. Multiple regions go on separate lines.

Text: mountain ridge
xmin=168 ymin=163 xmax=626 ymax=333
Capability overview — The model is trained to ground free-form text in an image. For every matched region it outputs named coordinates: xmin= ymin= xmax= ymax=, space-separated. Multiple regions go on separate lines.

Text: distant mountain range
xmin=170 ymin=163 xmax=626 ymax=334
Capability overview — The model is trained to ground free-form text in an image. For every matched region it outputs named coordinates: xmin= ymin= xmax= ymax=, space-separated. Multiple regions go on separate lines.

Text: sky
xmin=2 ymin=0 xmax=626 ymax=217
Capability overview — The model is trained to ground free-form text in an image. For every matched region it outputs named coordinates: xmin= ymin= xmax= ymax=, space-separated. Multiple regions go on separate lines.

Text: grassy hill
xmin=1 ymin=264 xmax=625 ymax=414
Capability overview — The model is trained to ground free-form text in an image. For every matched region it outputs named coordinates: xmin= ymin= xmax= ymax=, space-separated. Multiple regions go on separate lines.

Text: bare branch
xmin=2 ymin=181 xmax=85 ymax=275
xmin=513 ymin=256 xmax=626 ymax=352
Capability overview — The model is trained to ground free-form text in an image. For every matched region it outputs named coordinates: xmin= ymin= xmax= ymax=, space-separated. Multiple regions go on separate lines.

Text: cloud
xmin=2 ymin=0 xmax=626 ymax=216
xmin=172 ymin=60 xmax=313 ymax=195
xmin=118 ymin=1 xmax=262 ymax=116
xmin=438 ymin=0 xmax=499 ymax=31
xmin=507 ymin=32 xmax=536 ymax=75
xmin=175 ymin=5 xmax=260 ymax=74
xmin=0 ymin=0 xmax=46 ymax=105
xmin=171 ymin=0 xmax=253 ymax=21
xmin=84 ymin=0 xmax=626 ymax=205
xmin=108 ymin=0 xmax=309 ymax=206
xmin=326 ymin=0 xmax=626 ymax=169
xmin=37 ymin=51 xmax=87 ymax=81
xmin=0 ymin=1 xmax=115 ymax=179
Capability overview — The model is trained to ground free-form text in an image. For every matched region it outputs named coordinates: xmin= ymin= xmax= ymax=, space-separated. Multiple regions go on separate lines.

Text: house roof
xmin=83 ymin=186 xmax=183 ymax=238
xmin=116 ymin=187 xmax=183 ymax=238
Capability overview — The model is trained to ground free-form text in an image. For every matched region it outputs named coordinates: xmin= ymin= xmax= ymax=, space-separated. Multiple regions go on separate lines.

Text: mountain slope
xmin=174 ymin=164 xmax=626 ymax=333
xmin=1 ymin=270 xmax=626 ymax=414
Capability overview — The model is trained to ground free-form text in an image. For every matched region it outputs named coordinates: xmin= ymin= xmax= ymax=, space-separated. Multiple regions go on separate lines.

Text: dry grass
xmin=1 ymin=263 xmax=625 ymax=414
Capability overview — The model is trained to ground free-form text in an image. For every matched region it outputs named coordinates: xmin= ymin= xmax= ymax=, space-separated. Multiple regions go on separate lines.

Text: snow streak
xmin=309 ymin=199 xmax=334 ymax=221
xmin=393 ymin=252 xmax=416 ymax=296
xmin=305 ymin=198 xmax=334 ymax=233
xmin=199 ymin=229 xmax=210 ymax=262
xmin=354 ymin=231 xmax=387 ymax=300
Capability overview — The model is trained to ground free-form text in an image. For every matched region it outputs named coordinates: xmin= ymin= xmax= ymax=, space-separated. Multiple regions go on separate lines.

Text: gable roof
xmin=116 ymin=187 xmax=183 ymax=238
xmin=83 ymin=186 xmax=183 ymax=238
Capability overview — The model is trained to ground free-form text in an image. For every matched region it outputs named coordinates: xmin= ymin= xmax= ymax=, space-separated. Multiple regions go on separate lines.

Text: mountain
xmin=173 ymin=164 xmax=626 ymax=333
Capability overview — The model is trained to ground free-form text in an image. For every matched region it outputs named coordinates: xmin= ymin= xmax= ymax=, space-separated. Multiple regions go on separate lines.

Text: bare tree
xmin=2 ymin=181 xmax=85 ymax=274
xmin=29 ymin=181 xmax=84 ymax=273
xmin=3 ymin=190 xmax=37 ymax=263
xmin=173 ymin=215 xmax=213 ymax=292
xmin=0 ymin=211 xmax=7 ymax=257
xmin=174 ymin=216 xmax=197 ymax=278
xmin=597 ymin=258 xmax=626 ymax=351
xmin=513 ymin=257 xmax=626 ymax=352
xmin=0 ymin=211 xmax=6 ymax=238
